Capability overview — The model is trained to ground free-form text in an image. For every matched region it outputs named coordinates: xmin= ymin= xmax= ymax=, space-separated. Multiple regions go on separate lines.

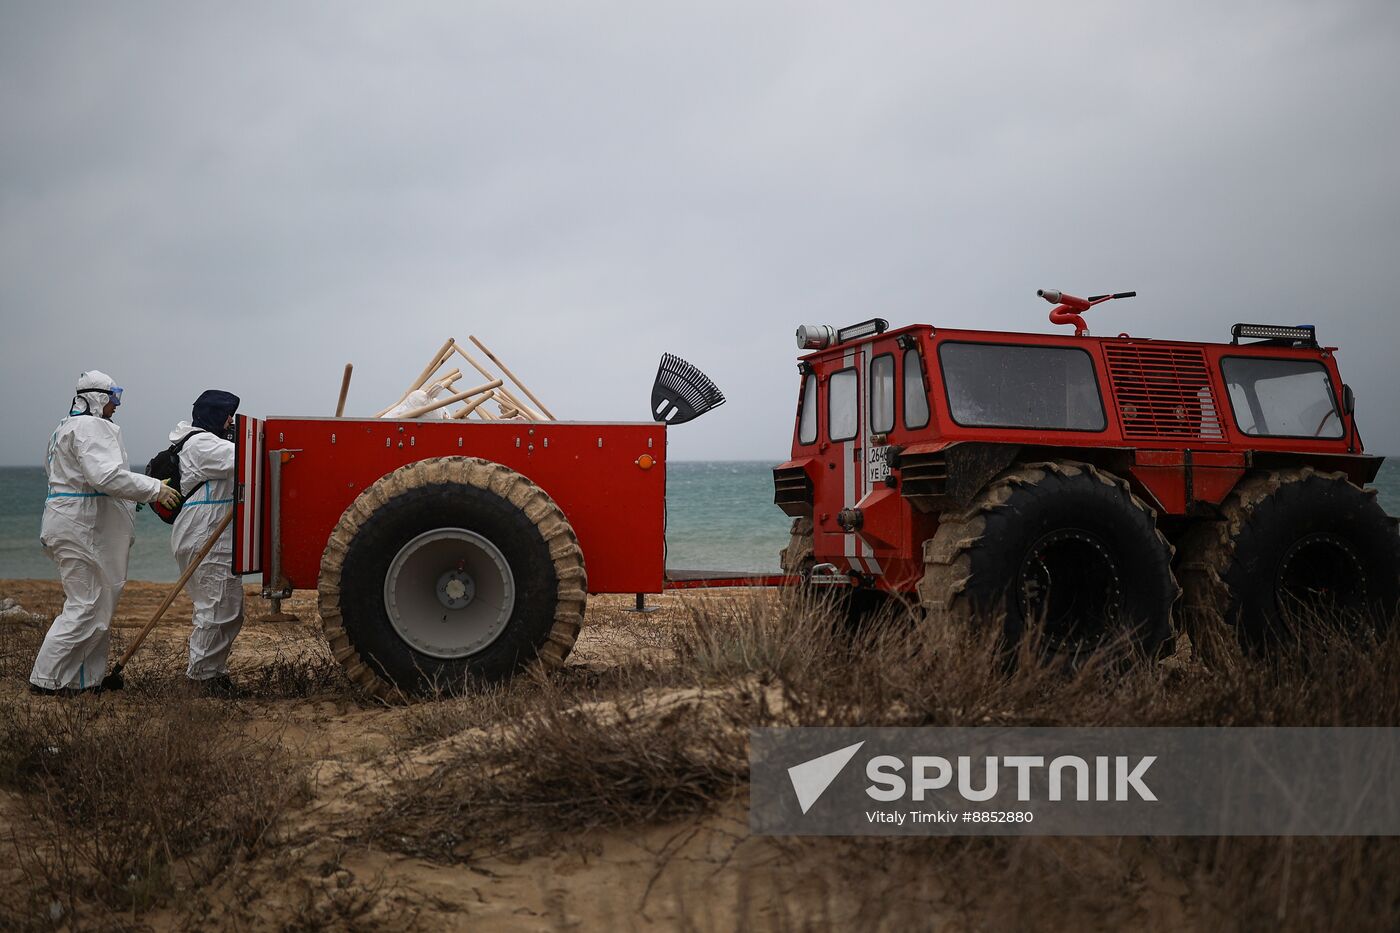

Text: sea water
xmin=3 ymin=460 xmax=1399 ymax=583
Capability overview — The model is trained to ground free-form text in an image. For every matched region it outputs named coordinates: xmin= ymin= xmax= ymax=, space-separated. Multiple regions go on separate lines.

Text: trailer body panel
xmin=257 ymin=418 xmax=666 ymax=594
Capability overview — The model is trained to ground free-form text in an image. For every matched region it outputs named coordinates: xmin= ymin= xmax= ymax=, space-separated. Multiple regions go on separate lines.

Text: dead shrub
xmin=0 ymin=616 xmax=46 ymax=683
xmin=229 ymin=635 xmax=351 ymax=700
xmin=0 ymin=693 xmax=308 ymax=927
xmin=673 ymin=589 xmax=1400 ymax=729
xmin=384 ymin=595 xmax=1400 ymax=929
xmin=375 ymin=671 xmax=750 ymax=861
xmin=109 ymin=627 xmax=352 ymax=702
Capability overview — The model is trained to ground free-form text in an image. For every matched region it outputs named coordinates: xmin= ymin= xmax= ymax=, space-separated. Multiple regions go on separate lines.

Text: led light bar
xmin=796 ymin=323 xmax=836 ymax=350
xmin=1231 ymin=323 xmax=1318 ymax=346
xmin=836 ymin=318 xmax=889 ymax=343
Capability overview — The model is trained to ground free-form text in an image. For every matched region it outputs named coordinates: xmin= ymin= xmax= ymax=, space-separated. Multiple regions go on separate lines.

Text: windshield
xmin=940 ymin=343 xmax=1106 ymax=431
xmin=1221 ymin=357 xmax=1343 ymax=438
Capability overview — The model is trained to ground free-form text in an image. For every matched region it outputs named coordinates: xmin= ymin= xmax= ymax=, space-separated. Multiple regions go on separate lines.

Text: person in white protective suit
xmin=31 ymin=371 xmax=182 ymax=694
xmin=168 ymin=389 xmax=244 ymax=694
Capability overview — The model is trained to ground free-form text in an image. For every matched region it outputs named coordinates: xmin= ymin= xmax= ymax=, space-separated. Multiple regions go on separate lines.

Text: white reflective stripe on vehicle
xmin=843 ymin=345 xmax=860 ymax=575
xmin=857 ymin=340 xmax=882 ymax=576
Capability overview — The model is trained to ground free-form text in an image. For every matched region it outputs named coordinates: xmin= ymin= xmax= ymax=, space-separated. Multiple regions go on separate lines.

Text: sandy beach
xmin=1 ymin=582 xmax=764 ymax=929
xmin=3 ymin=579 xmax=1398 ymax=930
xmin=3 ymin=582 xmax=890 ymax=930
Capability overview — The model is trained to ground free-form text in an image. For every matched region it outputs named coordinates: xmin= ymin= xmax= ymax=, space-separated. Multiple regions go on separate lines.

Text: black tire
xmin=777 ymin=516 xmax=902 ymax=629
xmin=779 ymin=516 xmax=814 ymax=578
xmin=318 ymin=457 xmax=587 ymax=700
xmin=1178 ymin=467 xmax=1400 ymax=646
xmin=920 ymin=460 xmax=1178 ymax=657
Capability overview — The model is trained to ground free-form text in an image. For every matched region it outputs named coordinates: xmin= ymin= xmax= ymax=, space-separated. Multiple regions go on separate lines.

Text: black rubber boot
xmin=193 ymin=674 xmax=239 ymax=698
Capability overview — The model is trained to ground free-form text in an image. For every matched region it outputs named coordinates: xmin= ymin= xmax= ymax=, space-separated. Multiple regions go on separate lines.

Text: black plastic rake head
xmin=651 ymin=353 xmax=725 ymax=425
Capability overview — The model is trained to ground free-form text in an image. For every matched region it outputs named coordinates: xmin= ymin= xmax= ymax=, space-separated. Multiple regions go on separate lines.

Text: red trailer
xmin=231 ymin=355 xmax=726 ymax=699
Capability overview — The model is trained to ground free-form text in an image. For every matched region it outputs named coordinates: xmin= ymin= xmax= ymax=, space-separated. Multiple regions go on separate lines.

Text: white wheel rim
xmin=383 ymin=528 xmax=516 ymax=659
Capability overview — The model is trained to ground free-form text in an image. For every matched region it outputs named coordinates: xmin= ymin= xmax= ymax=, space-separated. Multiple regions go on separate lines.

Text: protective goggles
xmin=78 ymin=385 xmax=123 ymax=406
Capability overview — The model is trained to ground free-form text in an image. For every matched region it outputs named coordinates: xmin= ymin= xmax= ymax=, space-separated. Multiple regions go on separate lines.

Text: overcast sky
xmin=3 ymin=1 xmax=1398 ymax=466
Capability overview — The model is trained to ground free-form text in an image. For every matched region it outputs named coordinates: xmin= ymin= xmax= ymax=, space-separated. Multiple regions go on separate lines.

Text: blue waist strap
xmin=46 ymin=491 xmax=104 ymax=500
xmin=183 ymin=498 xmax=234 ymax=506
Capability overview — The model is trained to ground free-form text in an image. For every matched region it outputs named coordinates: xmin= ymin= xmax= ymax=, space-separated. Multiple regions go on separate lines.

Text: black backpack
xmin=144 ymin=430 xmax=208 ymax=524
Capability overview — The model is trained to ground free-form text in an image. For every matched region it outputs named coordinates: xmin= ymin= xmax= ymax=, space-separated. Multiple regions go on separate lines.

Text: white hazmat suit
xmin=31 ymin=372 xmax=167 ymax=691
xmin=169 ymin=421 xmax=244 ymax=680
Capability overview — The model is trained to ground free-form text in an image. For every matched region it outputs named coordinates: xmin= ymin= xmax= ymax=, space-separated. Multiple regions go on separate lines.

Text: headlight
xmin=796 ymin=324 xmax=836 ymax=350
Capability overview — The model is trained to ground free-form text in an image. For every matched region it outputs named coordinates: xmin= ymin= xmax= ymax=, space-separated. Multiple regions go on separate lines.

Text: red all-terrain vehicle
xmin=773 ymin=291 xmax=1400 ymax=651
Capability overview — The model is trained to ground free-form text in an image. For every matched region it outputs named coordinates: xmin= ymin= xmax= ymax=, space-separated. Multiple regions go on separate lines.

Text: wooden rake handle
xmin=335 ymin=363 xmax=353 ymax=417
xmin=113 ymin=509 xmax=236 ymax=669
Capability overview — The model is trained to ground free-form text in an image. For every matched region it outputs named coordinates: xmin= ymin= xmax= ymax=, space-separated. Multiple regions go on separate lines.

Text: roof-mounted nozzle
xmin=1038 ymin=289 xmax=1136 ymax=336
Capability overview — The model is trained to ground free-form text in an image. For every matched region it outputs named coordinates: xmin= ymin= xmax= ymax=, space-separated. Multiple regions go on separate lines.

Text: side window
xmin=940 ymin=342 xmax=1106 ymax=431
xmin=798 ymin=373 xmax=818 ymax=445
xmin=1221 ymin=357 xmax=1343 ymax=438
xmin=870 ymin=354 xmax=895 ymax=433
xmin=904 ymin=348 xmax=930 ymax=428
xmin=828 ymin=368 xmax=859 ymax=441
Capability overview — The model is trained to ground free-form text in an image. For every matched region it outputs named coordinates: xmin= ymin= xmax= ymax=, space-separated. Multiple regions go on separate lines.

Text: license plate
xmin=867 ymin=445 xmax=892 ymax=485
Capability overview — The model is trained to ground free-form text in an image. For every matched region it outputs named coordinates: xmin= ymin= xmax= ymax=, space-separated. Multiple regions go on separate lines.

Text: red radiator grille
xmin=1103 ymin=344 xmax=1225 ymax=440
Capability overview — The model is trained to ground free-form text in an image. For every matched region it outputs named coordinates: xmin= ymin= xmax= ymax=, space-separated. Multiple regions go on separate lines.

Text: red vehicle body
xmin=775 ymin=322 xmax=1378 ymax=593
xmin=234 ymin=418 xmax=666 ymax=594
xmin=774 ymin=301 xmax=1395 ymax=650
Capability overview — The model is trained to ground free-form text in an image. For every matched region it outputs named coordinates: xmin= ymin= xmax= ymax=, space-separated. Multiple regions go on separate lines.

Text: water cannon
xmin=1038 ymin=288 xmax=1136 ymax=336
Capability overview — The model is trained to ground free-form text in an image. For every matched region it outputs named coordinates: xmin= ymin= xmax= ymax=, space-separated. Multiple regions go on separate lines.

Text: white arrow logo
xmin=787 ymin=741 xmax=865 ymax=814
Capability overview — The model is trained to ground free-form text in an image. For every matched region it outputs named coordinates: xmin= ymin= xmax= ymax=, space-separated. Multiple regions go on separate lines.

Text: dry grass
xmin=0 ymin=694 xmax=310 ymax=929
xmin=375 ymin=667 xmax=751 ymax=861
xmin=0 ymin=598 xmax=320 ymax=930
xmin=368 ymin=591 xmax=1400 ymax=930
xmin=97 ymin=623 xmax=351 ymax=702
xmin=3 ymin=582 xmax=1398 ymax=930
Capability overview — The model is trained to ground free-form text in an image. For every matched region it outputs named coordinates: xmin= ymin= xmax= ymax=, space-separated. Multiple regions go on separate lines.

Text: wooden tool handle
xmin=452 ymin=390 xmax=495 ymax=418
xmin=335 ymin=363 xmax=353 ymax=417
xmin=398 ymin=379 xmax=502 ymax=419
xmin=468 ymin=335 xmax=556 ymax=419
xmin=374 ymin=338 xmax=457 ymax=417
xmin=115 ymin=509 xmax=236 ymax=668
xmin=412 ymin=338 xmax=457 ymax=390
xmin=430 ymin=368 xmax=462 ymax=390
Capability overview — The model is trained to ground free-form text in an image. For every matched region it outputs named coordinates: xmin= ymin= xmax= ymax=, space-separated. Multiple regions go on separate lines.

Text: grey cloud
xmin=2 ymin=0 xmax=1398 ymax=466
